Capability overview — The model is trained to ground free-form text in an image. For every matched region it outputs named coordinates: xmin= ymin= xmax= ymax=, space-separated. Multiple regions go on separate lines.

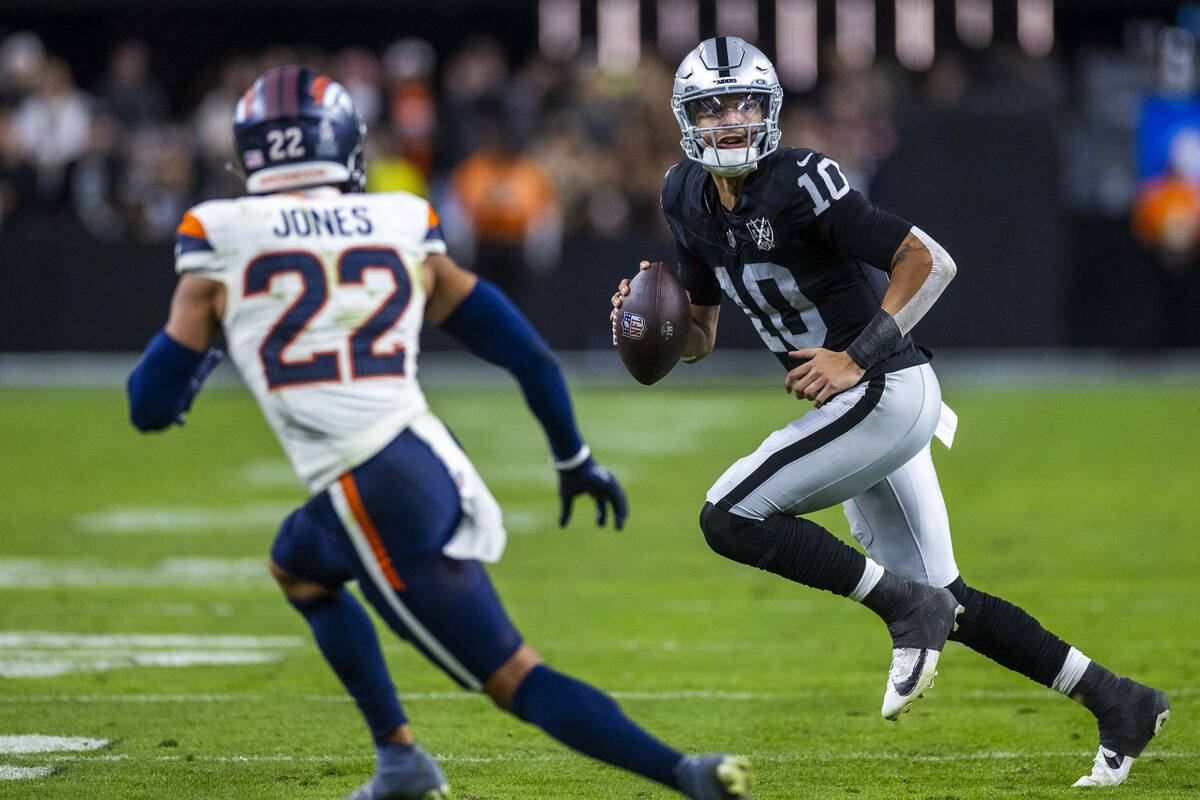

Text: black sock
xmin=945 ymin=577 xmax=1071 ymax=687
xmin=1068 ymin=660 xmax=1123 ymax=716
xmin=860 ymin=570 xmax=912 ymax=624
xmin=700 ymin=502 xmax=865 ymax=596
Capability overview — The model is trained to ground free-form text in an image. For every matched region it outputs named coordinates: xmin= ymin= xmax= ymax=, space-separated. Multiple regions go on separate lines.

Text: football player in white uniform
xmin=611 ymin=37 xmax=1169 ymax=788
xmin=129 ymin=66 xmax=751 ymax=800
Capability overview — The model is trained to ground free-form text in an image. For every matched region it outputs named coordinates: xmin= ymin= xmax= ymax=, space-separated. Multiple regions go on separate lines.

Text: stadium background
xmin=2 ymin=0 xmax=1200 ymax=355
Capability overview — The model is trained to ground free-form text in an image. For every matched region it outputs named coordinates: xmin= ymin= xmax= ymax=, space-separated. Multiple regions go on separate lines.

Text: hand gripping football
xmin=615 ymin=262 xmax=691 ymax=385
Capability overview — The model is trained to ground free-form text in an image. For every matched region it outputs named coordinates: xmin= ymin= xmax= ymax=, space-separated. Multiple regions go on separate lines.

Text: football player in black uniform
xmin=611 ymin=36 xmax=1169 ymax=787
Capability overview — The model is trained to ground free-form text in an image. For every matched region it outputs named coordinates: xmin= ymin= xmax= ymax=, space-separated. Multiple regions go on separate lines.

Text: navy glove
xmin=558 ymin=455 xmax=628 ymax=531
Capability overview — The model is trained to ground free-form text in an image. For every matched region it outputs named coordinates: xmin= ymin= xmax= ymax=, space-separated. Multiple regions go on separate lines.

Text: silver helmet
xmin=671 ymin=36 xmax=783 ymax=177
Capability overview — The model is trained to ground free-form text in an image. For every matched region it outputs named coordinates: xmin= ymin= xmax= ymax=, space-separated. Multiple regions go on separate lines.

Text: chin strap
xmin=702 ymin=159 xmax=758 ymax=178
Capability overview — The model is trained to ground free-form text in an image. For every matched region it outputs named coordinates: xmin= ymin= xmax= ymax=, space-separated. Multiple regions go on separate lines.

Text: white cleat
xmin=878 ymin=584 xmax=962 ymax=721
xmin=882 ymin=647 xmax=940 ymax=720
xmin=1072 ymin=704 xmax=1170 ymax=788
xmin=1072 ymin=747 xmax=1134 ymax=787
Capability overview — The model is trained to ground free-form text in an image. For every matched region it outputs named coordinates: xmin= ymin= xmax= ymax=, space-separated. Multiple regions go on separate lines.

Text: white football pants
xmin=706 ymin=362 xmax=959 ymax=587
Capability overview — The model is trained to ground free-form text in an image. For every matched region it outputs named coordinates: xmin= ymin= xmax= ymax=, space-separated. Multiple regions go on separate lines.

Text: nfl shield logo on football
xmin=748 ymin=217 xmax=774 ymax=251
xmin=243 ymin=149 xmax=265 ymax=169
xmin=621 ymin=311 xmax=646 ymax=340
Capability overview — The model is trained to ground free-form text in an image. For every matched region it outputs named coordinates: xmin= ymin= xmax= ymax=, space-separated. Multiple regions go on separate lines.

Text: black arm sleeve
xmin=815 ymin=190 xmax=912 ymax=273
xmin=673 ymin=238 xmax=721 ymax=306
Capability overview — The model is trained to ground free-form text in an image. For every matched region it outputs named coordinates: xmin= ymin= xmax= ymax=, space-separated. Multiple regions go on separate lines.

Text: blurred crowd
xmin=2 ymin=15 xmax=1199 ymax=346
xmin=0 ymin=31 xmax=902 ymax=271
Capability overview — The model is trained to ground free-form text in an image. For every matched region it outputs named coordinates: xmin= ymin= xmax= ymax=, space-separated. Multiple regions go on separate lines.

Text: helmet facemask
xmin=674 ymin=90 xmax=780 ymax=177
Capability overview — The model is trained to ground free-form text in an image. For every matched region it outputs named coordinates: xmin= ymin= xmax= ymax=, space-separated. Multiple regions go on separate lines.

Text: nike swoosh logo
xmin=797 ymin=153 xmax=813 ymax=168
xmin=1103 ymin=752 xmax=1125 ymax=771
xmin=892 ymin=649 xmax=928 ymax=696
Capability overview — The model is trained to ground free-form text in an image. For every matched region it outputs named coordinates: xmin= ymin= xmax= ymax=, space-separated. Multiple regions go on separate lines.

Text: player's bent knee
xmin=484 ymin=643 xmax=543 ymax=712
xmin=699 ymin=501 xmax=756 ymax=565
xmin=268 ymin=557 xmax=334 ymax=601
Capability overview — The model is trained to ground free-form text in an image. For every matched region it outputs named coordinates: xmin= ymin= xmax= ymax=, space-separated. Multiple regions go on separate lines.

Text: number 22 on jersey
xmin=244 ymin=247 xmax=413 ymax=389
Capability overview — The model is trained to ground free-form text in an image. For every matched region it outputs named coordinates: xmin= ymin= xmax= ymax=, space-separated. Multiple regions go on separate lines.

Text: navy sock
xmin=510 ymin=665 xmax=684 ymax=787
xmin=289 ymin=588 xmax=407 ymax=742
xmin=375 ymin=740 xmax=418 ymax=773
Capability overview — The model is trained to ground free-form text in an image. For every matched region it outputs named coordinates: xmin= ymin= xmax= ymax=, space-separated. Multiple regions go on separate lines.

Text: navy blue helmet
xmin=233 ymin=65 xmax=366 ymax=194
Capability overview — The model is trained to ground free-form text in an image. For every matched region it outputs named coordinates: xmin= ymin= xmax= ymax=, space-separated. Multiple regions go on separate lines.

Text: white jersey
xmin=175 ymin=187 xmax=444 ymax=493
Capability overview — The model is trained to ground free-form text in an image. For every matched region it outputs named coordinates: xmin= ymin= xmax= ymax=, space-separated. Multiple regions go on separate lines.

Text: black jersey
xmin=660 ymin=146 xmax=929 ymax=380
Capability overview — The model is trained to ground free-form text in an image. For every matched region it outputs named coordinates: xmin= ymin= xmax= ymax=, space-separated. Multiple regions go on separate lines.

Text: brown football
xmin=615 ymin=262 xmax=691 ymax=385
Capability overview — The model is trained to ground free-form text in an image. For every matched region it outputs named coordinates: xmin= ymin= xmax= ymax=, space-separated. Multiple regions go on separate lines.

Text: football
xmin=615 ymin=262 xmax=691 ymax=385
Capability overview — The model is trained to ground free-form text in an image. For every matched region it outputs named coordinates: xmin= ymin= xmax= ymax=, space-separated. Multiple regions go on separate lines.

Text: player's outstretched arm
xmin=609 ymin=260 xmax=719 ymax=363
xmin=127 ymin=274 xmax=225 ymax=432
xmin=424 ymin=253 xmax=628 ymax=530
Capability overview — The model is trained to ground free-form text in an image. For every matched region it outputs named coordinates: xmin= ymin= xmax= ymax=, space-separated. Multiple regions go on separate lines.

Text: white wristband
xmin=553 ymin=444 xmax=591 ymax=471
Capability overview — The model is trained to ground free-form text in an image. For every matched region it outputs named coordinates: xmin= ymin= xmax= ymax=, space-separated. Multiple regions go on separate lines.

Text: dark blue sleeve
xmin=127 ymin=330 xmax=206 ymax=431
xmin=439 ymin=279 xmax=584 ymax=462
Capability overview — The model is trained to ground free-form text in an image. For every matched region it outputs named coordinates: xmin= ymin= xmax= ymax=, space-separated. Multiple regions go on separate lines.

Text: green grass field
xmin=1 ymin=377 xmax=1197 ymax=799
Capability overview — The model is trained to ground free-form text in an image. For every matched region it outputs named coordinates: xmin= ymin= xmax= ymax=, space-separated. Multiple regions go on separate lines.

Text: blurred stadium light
xmin=896 ymin=0 xmax=936 ymax=71
xmin=956 ymin=0 xmax=994 ymax=50
xmin=837 ymin=0 xmax=876 ymax=71
xmin=539 ymin=0 xmax=581 ymax=62
xmin=1019 ymin=0 xmax=1056 ymax=58
xmin=775 ymin=0 xmax=818 ymax=91
xmin=598 ymin=0 xmax=641 ymax=71
xmin=658 ymin=0 xmax=702 ymax=59
xmin=717 ymin=0 xmax=759 ymax=42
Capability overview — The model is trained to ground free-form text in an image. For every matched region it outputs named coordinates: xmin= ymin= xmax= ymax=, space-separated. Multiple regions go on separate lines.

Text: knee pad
xmin=699 ymin=502 xmax=763 ymax=566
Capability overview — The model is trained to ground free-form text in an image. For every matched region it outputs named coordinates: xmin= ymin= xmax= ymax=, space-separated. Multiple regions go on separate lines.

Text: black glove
xmin=557 ymin=455 xmax=628 ymax=531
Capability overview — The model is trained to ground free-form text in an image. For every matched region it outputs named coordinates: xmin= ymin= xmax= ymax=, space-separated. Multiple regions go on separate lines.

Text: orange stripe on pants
xmin=338 ymin=474 xmax=406 ymax=591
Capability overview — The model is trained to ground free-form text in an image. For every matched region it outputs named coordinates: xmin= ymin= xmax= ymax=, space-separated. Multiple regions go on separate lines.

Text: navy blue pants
xmin=271 ymin=428 xmax=524 ymax=689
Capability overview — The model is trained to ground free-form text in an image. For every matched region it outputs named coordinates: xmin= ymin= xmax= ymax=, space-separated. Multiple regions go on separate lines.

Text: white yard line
xmin=74 ymin=504 xmax=297 ymax=533
xmin=235 ymin=461 xmax=299 ymax=488
xmin=0 ymin=632 xmax=303 ymax=678
xmin=0 ymin=652 xmax=284 ymax=679
xmin=0 ymin=694 xmax=258 ymax=703
xmin=0 ymin=558 xmax=273 ymax=588
xmin=0 ymin=632 xmax=301 ymax=649
xmin=0 ymin=687 xmax=1194 ymax=703
xmin=0 ymin=766 xmax=55 ymax=780
xmin=12 ymin=750 xmax=1193 ymax=765
xmin=0 ymin=736 xmax=109 ymax=754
